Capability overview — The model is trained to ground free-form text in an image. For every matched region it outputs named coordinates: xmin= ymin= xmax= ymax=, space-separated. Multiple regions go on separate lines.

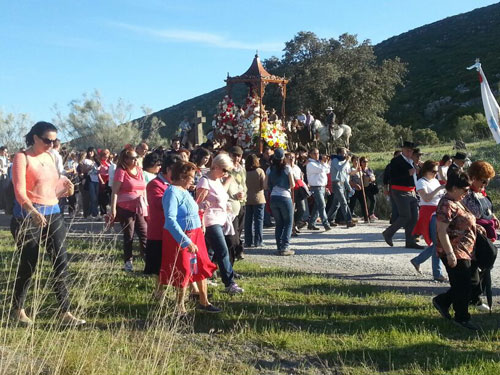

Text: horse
xmin=313 ymin=120 xmax=352 ymax=151
xmin=289 ymin=116 xmax=352 ymax=153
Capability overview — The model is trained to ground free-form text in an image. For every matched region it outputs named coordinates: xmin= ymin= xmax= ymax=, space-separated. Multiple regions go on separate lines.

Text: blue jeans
xmin=205 ymin=224 xmax=235 ymax=287
xmin=88 ymin=181 xmax=99 ymax=217
xmin=327 ymin=182 xmax=352 ymax=223
xmin=244 ymin=204 xmax=265 ymax=246
xmin=411 ymin=215 xmax=444 ymax=278
xmin=308 ymin=186 xmax=328 ymax=227
xmin=270 ymin=195 xmax=293 ymax=251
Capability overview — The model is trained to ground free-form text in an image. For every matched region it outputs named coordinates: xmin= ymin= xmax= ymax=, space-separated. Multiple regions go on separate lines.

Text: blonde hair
xmin=211 ymin=153 xmax=234 ymax=172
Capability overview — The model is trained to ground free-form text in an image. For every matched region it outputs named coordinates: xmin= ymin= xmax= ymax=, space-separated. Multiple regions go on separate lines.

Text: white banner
xmin=468 ymin=61 xmax=500 ymax=144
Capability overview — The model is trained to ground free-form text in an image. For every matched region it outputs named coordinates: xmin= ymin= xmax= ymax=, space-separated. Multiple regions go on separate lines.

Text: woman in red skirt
xmin=159 ymin=160 xmax=220 ymax=314
xmin=413 ymin=160 xmax=446 ymax=245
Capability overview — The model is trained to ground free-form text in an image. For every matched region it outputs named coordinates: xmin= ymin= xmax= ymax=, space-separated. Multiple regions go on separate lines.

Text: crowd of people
xmin=382 ymin=141 xmax=498 ymax=330
xmin=0 ymin=122 xmax=497 ymax=330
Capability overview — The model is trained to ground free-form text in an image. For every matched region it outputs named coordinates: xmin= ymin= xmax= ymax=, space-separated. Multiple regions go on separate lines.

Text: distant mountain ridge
xmin=374 ymin=2 xmax=500 ymax=136
xmin=142 ymin=2 xmax=500 ymax=139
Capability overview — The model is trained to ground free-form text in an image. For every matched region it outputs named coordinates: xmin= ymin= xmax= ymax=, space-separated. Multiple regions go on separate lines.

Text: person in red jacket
xmin=145 ymin=153 xmax=181 ymax=298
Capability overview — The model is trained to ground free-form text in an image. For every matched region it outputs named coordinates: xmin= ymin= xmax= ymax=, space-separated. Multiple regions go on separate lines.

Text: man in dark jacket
xmin=382 ymin=141 xmax=423 ymax=249
xmin=383 ymin=150 xmax=401 ymax=224
xmin=447 ymin=152 xmax=467 ymax=178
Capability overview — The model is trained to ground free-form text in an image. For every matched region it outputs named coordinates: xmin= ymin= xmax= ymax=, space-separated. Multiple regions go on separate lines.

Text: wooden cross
xmin=194 ymin=110 xmax=206 ymax=145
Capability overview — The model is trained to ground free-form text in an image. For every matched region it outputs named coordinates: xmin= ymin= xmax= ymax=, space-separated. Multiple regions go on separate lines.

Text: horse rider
xmin=269 ymin=108 xmax=278 ymax=123
xmin=305 ymin=110 xmax=315 ymax=139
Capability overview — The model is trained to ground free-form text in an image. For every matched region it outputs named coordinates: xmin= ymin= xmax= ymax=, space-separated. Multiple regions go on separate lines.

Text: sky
xmin=1 ymin=0 xmax=499 ymax=124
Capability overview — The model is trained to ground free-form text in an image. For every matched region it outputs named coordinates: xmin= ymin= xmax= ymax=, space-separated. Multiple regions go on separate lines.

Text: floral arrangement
xmin=215 ymin=94 xmax=287 ymax=150
xmin=261 ymin=119 xmax=288 ymax=150
xmin=215 ymin=95 xmax=238 ymax=141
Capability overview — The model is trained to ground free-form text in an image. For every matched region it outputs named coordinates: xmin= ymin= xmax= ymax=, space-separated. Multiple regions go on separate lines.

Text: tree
xmin=392 ymin=125 xmax=413 ymax=146
xmin=53 ymin=90 xmax=143 ymax=152
xmin=0 ymin=111 xmax=31 ymax=151
xmin=350 ymin=117 xmax=395 ymax=152
xmin=263 ymin=32 xmax=407 ymax=126
xmin=413 ymin=128 xmax=440 ymax=145
xmin=455 ymin=113 xmax=489 ymax=142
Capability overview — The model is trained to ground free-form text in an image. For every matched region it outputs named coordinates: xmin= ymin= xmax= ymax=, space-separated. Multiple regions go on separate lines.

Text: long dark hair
xmin=271 ymin=157 xmax=286 ymax=172
xmin=25 ymin=121 xmax=57 ymax=146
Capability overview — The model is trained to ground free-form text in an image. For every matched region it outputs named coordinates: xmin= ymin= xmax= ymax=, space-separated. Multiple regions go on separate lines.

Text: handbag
xmin=293 ymin=179 xmax=311 ymax=202
xmin=474 ymin=231 xmax=498 ymax=271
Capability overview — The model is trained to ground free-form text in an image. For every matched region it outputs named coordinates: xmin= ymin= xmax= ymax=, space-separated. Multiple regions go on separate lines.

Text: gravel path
xmin=244 ymin=220 xmax=500 ymax=301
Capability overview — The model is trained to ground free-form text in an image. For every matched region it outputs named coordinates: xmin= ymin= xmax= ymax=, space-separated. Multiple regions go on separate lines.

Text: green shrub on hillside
xmin=455 ymin=113 xmax=490 ymax=142
xmin=392 ymin=124 xmax=413 ymax=145
xmin=351 ymin=118 xmax=395 ymax=152
xmin=413 ymin=128 xmax=440 ymax=145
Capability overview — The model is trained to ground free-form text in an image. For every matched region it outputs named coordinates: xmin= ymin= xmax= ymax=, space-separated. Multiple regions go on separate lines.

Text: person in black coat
xmin=383 ymin=150 xmax=401 ymax=224
xmin=447 ymin=152 xmax=467 ymax=179
xmin=382 ymin=141 xmax=424 ymax=249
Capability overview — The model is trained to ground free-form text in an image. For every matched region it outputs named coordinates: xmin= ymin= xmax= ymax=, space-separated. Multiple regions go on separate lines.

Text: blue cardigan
xmin=162 ymin=185 xmax=201 ymax=247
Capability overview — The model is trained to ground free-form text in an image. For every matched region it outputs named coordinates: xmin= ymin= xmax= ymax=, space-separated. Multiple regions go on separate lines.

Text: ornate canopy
xmin=225 ymin=54 xmax=289 ymax=152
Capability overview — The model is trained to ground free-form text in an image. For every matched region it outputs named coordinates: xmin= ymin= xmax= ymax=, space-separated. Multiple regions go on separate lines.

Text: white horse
xmin=311 ymin=120 xmax=352 ymax=149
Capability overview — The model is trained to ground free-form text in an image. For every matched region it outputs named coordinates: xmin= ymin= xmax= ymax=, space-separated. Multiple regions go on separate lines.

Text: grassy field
xmin=0 ymin=229 xmax=499 ymax=375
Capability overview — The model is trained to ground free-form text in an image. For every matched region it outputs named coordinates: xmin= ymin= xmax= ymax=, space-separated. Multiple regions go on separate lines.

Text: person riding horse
xmin=325 ymin=106 xmax=338 ymax=139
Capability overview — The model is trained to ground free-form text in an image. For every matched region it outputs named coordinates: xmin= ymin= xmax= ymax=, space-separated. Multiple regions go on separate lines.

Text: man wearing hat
xmin=325 ymin=106 xmax=336 ymax=127
xmin=226 ymin=145 xmax=247 ymax=262
xmin=382 ymin=141 xmax=424 ymax=249
xmin=447 ymin=152 xmax=467 ymax=178
xmin=412 ymin=148 xmax=424 ymax=178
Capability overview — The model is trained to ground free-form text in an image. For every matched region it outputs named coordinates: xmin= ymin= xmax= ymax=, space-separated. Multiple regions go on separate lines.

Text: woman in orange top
xmin=11 ymin=121 xmax=85 ymax=326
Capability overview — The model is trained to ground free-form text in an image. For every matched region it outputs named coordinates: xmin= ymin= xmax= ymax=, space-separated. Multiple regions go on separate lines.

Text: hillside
xmin=141 ymin=2 xmax=500 ymax=140
xmin=374 ymin=2 xmax=500 ymax=135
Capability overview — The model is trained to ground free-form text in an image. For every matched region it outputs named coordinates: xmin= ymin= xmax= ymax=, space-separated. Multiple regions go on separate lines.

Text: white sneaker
xmin=225 ymin=283 xmax=244 ymax=294
xmin=476 ymin=303 xmax=491 ymax=312
xmin=207 ymin=280 xmax=218 ymax=287
xmin=123 ymin=260 xmax=133 ymax=272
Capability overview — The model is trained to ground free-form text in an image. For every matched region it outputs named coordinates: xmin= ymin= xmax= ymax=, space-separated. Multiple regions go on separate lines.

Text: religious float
xmin=214 ymin=54 xmax=289 ymax=151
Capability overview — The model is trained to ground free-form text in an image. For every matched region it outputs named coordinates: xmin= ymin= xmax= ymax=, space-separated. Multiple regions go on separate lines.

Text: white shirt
xmin=416 ymin=177 xmax=444 ymax=206
xmin=108 ymin=162 xmax=116 ymax=187
xmin=83 ymin=158 xmax=99 ymax=182
xmin=290 ymin=164 xmax=302 ymax=181
xmin=306 ymin=159 xmax=329 ymax=187
xmin=402 ymin=154 xmax=418 ymax=185
xmin=50 ymin=149 xmax=64 ymax=175
xmin=0 ymin=155 xmax=8 ymax=175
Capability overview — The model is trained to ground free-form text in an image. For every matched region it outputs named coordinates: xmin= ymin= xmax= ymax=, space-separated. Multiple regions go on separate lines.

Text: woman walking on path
xmin=10 ymin=121 xmax=85 ymax=326
xmin=462 ymin=160 xmax=498 ymax=241
xmin=98 ymin=149 xmax=111 ymax=216
xmin=410 ymin=160 xmax=446 ymax=281
xmin=432 ymin=172 xmax=485 ymax=330
xmin=244 ymin=154 xmax=266 ymax=248
xmin=265 ymin=148 xmax=295 ymax=256
xmin=145 ymin=153 xmax=181 ymax=298
xmin=110 ymin=147 xmax=148 ymax=272
xmin=160 ymin=161 xmax=220 ymax=314
xmin=82 ymin=147 xmax=100 ymax=219
xmin=196 ymin=153 xmax=244 ymax=294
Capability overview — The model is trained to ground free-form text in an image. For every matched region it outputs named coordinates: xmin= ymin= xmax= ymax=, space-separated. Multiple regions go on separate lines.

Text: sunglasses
xmin=222 ymin=168 xmax=229 ymax=173
xmin=432 ymin=170 xmax=439 ymax=173
xmin=39 ymin=136 xmax=58 ymax=145
xmin=481 ymin=179 xmax=490 ymax=185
